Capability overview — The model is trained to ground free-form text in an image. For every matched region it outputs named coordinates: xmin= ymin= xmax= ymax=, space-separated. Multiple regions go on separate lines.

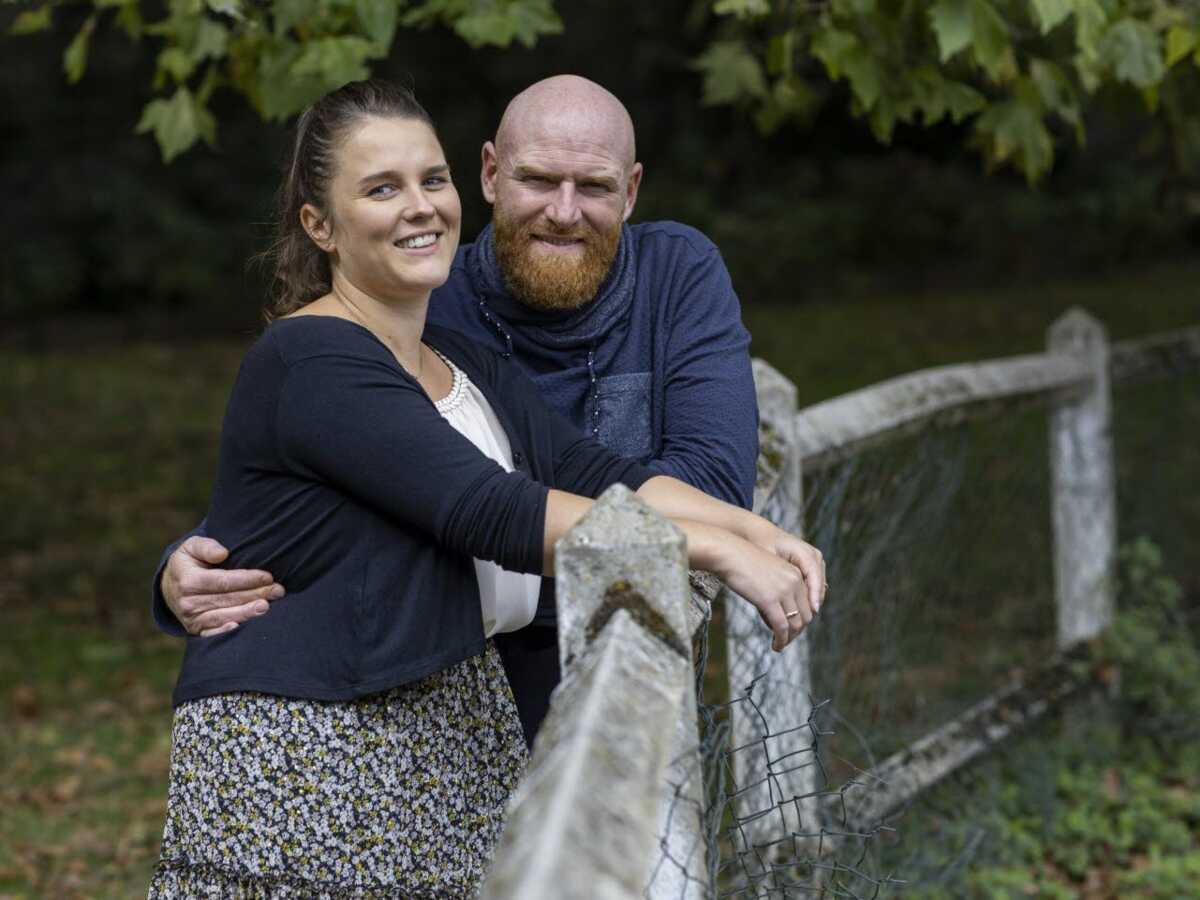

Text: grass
xmin=2 ymin=262 xmax=1198 ymax=897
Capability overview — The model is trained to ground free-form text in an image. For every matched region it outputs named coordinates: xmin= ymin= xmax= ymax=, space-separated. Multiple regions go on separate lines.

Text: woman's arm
xmin=542 ymin=477 xmax=825 ymax=652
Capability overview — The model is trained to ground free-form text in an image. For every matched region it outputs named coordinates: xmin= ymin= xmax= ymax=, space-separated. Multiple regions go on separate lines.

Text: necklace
xmin=335 ymin=292 xmax=424 ymax=380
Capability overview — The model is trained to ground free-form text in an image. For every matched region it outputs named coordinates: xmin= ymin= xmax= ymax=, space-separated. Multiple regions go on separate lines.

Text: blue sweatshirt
xmin=428 ymin=221 xmax=758 ymax=510
xmin=170 ymin=318 xmax=653 ymax=705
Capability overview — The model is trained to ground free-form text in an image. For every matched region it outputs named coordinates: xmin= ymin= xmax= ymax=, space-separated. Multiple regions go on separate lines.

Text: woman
xmin=148 ymin=79 xmax=825 ymax=898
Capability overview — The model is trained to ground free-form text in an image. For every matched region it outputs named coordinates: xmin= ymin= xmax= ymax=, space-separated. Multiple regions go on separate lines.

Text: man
xmin=154 ymin=75 xmax=760 ymax=744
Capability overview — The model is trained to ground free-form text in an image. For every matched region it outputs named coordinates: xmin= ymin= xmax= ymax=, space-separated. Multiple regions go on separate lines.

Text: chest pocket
xmin=595 ymin=372 xmax=652 ymax=459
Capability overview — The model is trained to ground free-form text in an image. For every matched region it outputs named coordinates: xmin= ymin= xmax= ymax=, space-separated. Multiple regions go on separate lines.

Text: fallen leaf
xmin=10 ymin=683 xmax=39 ymax=720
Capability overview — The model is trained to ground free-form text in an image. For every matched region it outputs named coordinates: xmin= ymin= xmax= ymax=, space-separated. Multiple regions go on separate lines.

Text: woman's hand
xmin=740 ymin=518 xmax=827 ymax=623
xmin=680 ymin=521 xmax=824 ymax=652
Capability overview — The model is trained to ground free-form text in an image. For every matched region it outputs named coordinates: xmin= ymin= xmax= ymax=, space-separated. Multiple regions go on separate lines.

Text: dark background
xmin=4 ymin=0 xmax=1198 ymax=340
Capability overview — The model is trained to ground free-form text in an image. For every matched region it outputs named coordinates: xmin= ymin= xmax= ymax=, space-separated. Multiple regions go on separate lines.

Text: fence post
xmin=1047 ymin=308 xmax=1117 ymax=648
xmin=724 ymin=360 xmax=820 ymax=856
xmin=480 ymin=485 xmax=697 ymax=900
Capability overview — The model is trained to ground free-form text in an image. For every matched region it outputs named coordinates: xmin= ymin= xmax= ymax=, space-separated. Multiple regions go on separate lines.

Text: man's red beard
xmin=492 ymin=209 xmax=620 ymax=312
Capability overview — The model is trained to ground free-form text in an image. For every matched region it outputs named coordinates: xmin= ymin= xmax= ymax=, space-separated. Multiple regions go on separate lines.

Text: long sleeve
xmin=276 ymin=351 xmax=550 ymax=575
xmin=647 ymin=246 xmax=758 ymax=508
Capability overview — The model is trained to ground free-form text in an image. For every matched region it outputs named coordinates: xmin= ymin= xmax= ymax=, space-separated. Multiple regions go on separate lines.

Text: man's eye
xmin=522 ymin=175 xmax=551 ymax=185
xmin=424 ymin=175 xmax=449 ymax=188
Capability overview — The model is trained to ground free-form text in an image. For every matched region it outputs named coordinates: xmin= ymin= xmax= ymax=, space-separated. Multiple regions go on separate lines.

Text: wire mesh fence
xmin=644 ymin=344 xmax=1198 ymax=899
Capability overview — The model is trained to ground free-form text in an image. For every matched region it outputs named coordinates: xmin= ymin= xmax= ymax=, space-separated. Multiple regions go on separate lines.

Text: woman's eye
xmin=367 ymin=184 xmax=396 ymax=198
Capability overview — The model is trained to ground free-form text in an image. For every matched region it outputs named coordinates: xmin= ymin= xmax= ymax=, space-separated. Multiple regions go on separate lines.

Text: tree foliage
xmin=8 ymin=0 xmax=1200 ymax=180
xmin=699 ymin=0 xmax=1200 ymax=182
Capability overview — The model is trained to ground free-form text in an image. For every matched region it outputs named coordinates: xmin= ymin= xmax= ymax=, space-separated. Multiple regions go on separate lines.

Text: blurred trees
xmin=10 ymin=0 xmax=1200 ymax=182
xmin=2 ymin=0 xmax=1198 ymax=326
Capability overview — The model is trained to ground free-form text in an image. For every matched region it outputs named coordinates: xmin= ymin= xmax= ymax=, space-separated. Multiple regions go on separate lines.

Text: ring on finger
xmin=786 ymin=610 xmax=801 ymax=618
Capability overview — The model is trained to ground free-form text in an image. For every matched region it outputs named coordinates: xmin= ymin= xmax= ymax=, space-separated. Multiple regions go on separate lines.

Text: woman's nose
xmin=403 ymin=187 xmax=436 ymax=218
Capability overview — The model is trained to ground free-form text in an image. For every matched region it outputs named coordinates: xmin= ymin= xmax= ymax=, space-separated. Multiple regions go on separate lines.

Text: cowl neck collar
xmin=469 ymin=223 xmax=636 ymax=351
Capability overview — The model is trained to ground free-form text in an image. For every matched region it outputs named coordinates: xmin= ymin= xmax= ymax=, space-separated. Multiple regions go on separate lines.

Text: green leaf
xmin=833 ymin=0 xmax=875 ymax=15
xmin=845 ymin=49 xmax=883 ymax=111
xmin=811 ymin=28 xmax=859 ymax=79
xmin=290 ymin=35 xmax=377 ymax=82
xmin=714 ymin=0 xmax=770 ymax=17
xmin=273 ymin=0 xmax=318 ymax=37
xmin=944 ymin=81 xmax=986 ymax=122
xmin=1072 ymin=0 xmax=1108 ymax=61
xmin=115 ymin=2 xmax=143 ymax=38
xmin=1073 ymin=50 xmax=1103 ymax=92
xmin=811 ymin=28 xmax=882 ymax=110
xmin=1029 ymin=58 xmax=1083 ymax=142
xmin=258 ymin=40 xmax=330 ymax=119
xmin=453 ymin=0 xmax=562 ymax=48
xmin=692 ymin=41 xmax=768 ymax=105
xmin=62 ymin=16 xmax=96 ymax=84
xmin=930 ymin=0 xmax=972 ymax=62
xmin=158 ymin=46 xmax=196 ymax=82
xmin=1029 ymin=59 xmax=1076 ymax=117
xmin=136 ymin=87 xmax=217 ymax=162
xmin=1165 ymin=27 xmax=1197 ymax=68
xmin=867 ymin=94 xmax=897 ymax=143
xmin=1101 ymin=19 xmax=1165 ymax=88
xmin=205 ymin=0 xmax=244 ymax=19
xmin=1029 ymin=0 xmax=1071 ymax=35
xmin=9 ymin=6 xmax=52 ymax=34
xmin=765 ymin=31 xmax=795 ymax=77
xmin=356 ymin=0 xmax=399 ymax=47
xmin=970 ymin=0 xmax=1011 ymax=80
xmin=975 ymin=98 xmax=1054 ymax=182
xmin=192 ymin=19 xmax=229 ymax=61
xmin=753 ymin=75 xmax=817 ymax=133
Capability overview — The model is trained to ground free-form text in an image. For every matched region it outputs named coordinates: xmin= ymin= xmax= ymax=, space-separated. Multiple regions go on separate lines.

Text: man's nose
xmin=544 ymin=182 xmax=581 ymax=228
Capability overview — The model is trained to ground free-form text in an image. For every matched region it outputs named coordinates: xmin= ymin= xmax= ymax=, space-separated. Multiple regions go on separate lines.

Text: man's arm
xmin=154 ymin=523 xmax=284 ymax=637
xmin=646 ymin=239 xmax=758 ymax=508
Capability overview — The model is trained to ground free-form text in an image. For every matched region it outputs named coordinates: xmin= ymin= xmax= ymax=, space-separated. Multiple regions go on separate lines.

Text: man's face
xmin=482 ymin=133 xmax=642 ymax=311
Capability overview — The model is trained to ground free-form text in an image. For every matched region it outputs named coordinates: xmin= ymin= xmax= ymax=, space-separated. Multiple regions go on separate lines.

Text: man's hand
xmin=162 ymin=537 xmax=285 ymax=636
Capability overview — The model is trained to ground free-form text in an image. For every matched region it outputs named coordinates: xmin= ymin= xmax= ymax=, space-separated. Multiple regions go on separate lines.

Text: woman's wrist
xmin=676 ymin=519 xmax=735 ymax=577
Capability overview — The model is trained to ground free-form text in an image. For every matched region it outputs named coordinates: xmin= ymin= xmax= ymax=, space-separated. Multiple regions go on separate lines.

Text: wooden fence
xmin=481 ymin=309 xmax=1200 ymax=899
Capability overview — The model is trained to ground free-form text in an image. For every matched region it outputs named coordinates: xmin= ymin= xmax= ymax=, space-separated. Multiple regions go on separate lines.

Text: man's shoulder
xmin=628 ymin=220 xmax=720 ymax=259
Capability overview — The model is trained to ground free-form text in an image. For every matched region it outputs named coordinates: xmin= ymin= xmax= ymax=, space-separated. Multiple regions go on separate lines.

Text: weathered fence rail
xmin=482 ymin=309 xmax=1199 ymax=899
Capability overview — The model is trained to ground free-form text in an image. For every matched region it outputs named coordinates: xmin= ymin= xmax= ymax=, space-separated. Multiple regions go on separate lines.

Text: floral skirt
xmin=148 ymin=643 xmax=527 ymax=899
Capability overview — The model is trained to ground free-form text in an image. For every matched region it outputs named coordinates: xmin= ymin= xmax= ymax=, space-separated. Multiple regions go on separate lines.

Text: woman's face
xmin=308 ymin=116 xmax=461 ymax=303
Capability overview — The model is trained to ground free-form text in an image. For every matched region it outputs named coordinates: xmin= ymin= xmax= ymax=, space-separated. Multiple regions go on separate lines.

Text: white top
xmin=432 ymin=352 xmax=543 ymax=637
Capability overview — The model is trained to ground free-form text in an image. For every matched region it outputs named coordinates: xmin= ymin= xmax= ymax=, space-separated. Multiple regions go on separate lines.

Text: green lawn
xmin=2 ymin=262 xmax=1197 ymax=897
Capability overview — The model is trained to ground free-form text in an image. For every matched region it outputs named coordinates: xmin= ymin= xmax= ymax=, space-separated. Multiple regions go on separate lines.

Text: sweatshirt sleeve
xmin=277 ymin=352 xmax=550 ymax=575
xmin=646 ymin=244 xmax=758 ymax=509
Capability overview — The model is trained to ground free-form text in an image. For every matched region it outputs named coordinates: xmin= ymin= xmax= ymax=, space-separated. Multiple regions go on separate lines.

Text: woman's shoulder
xmin=263 ymin=315 xmax=398 ymax=369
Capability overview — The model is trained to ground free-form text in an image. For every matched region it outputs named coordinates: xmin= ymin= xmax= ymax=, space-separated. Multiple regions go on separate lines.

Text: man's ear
xmin=300 ymin=203 xmax=334 ymax=252
xmin=480 ymin=141 xmax=499 ymax=206
xmin=622 ymin=162 xmax=644 ymax=222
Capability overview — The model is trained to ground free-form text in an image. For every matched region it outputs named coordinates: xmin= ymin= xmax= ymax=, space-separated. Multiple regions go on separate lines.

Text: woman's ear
xmin=300 ymin=203 xmax=334 ymax=252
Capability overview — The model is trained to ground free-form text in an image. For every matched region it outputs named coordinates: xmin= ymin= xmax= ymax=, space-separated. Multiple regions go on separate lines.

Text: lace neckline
xmin=431 ymin=350 xmax=467 ymax=414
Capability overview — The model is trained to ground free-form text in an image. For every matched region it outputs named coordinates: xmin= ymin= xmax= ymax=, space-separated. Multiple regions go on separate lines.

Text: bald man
xmin=153 ymin=76 xmax=759 ymax=744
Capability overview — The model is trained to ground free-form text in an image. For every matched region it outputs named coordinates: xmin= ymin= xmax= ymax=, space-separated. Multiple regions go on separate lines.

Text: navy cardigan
xmin=170 ymin=317 xmax=653 ymax=706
